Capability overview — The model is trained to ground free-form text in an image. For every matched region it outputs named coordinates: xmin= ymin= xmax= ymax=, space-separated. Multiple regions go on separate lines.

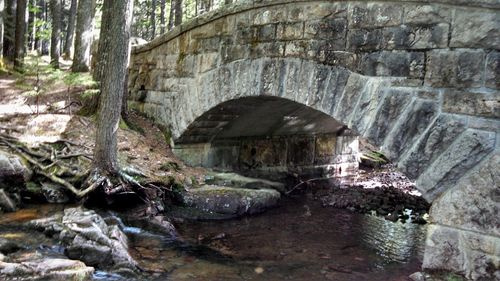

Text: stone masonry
xmin=128 ymin=1 xmax=500 ymax=279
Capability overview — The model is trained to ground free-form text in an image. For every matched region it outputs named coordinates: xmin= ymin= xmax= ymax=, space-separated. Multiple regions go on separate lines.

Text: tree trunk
xmin=13 ymin=0 xmax=27 ymax=70
xmin=92 ymin=0 xmax=110 ymax=81
xmin=63 ymin=0 xmax=77 ymax=58
xmin=50 ymin=0 xmax=61 ymax=68
xmin=72 ymin=0 xmax=95 ymax=72
xmin=174 ymin=0 xmax=182 ymax=26
xmin=150 ymin=0 xmax=156 ymax=40
xmin=93 ymin=0 xmax=133 ymax=173
xmin=159 ymin=0 xmax=165 ymax=34
xmin=168 ymin=0 xmax=174 ymax=30
xmin=0 ymin=0 xmax=4 ymax=58
xmin=3 ymin=0 xmax=16 ymax=62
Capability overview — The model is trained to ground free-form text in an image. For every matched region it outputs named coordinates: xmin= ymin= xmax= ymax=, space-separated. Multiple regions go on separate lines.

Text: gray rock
xmin=442 ymin=90 xmax=499 ymax=119
xmin=0 ymin=189 xmax=18 ymax=212
xmin=398 ymin=114 xmax=467 ymax=180
xmin=485 ymin=51 xmax=499 ymax=89
xmin=0 ymin=256 xmax=94 ymax=281
xmin=0 ymin=150 xmax=31 ymax=211
xmin=359 ymin=51 xmax=425 ymax=79
xmin=409 ymin=271 xmax=425 ymax=281
xmin=423 ymin=224 xmax=500 ymax=281
xmin=450 ymin=8 xmax=500 ymax=49
xmin=41 ymin=182 xmax=70 ymax=204
xmin=430 ymin=153 xmax=500 ymax=236
xmin=425 ymin=49 xmax=485 ymax=88
xmin=182 ymin=185 xmax=280 ymax=216
xmin=28 ymin=207 xmax=138 ymax=272
xmin=416 ymin=129 xmax=495 ymax=201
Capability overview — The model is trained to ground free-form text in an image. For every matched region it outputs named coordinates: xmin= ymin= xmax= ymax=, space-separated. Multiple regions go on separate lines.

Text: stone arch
xmin=128 ymin=1 xmax=499 ymax=278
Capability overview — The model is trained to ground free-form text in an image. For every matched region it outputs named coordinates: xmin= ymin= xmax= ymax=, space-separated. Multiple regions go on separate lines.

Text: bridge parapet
xmin=129 ymin=1 xmax=500 ymax=279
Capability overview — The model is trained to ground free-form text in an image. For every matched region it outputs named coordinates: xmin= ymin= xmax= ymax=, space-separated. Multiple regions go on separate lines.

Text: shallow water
xmin=0 ymin=197 xmax=427 ymax=281
xmin=130 ymin=195 xmax=427 ymax=281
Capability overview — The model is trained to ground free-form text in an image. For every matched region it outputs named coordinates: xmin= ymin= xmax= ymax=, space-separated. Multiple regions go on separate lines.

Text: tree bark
xmin=72 ymin=0 xmax=95 ymax=72
xmin=93 ymin=0 xmax=133 ymax=173
xmin=168 ymin=0 xmax=174 ymax=30
xmin=174 ymin=0 xmax=182 ymax=26
xmin=50 ymin=0 xmax=61 ymax=68
xmin=159 ymin=0 xmax=165 ymax=34
xmin=3 ymin=0 xmax=16 ymax=62
xmin=63 ymin=0 xmax=77 ymax=58
xmin=0 ymin=0 xmax=4 ymax=58
xmin=13 ymin=0 xmax=27 ymax=69
xmin=92 ymin=0 xmax=110 ymax=81
xmin=150 ymin=0 xmax=156 ymax=40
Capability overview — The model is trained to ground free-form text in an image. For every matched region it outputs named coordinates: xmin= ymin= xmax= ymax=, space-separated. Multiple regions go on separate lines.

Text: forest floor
xmin=0 ymin=56 xmax=207 ymax=194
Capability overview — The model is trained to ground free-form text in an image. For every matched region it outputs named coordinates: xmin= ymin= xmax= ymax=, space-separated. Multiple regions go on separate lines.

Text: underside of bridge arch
xmin=174 ymin=96 xmax=359 ymax=180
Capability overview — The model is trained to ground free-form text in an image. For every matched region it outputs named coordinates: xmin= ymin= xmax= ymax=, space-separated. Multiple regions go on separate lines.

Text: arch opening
xmin=173 ymin=96 xmax=360 ymax=182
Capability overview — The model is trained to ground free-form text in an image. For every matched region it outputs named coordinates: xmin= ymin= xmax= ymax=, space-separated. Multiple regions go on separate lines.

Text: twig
xmin=285 ymin=176 xmax=337 ymax=195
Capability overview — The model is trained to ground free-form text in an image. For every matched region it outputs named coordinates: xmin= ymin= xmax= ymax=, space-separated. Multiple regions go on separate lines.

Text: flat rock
xmin=182 ymin=185 xmax=281 ymax=216
xmin=206 ymin=172 xmax=286 ymax=193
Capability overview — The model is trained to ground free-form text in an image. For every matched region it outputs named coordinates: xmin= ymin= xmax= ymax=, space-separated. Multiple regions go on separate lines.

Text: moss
xmin=78 ymin=90 xmax=100 ymax=116
xmin=119 ymin=118 xmax=130 ymax=130
xmin=160 ymin=161 xmax=181 ymax=172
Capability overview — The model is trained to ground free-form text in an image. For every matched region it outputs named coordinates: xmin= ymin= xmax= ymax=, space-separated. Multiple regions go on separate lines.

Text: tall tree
xmin=63 ymin=0 xmax=77 ymax=58
xmin=159 ymin=0 xmax=166 ymax=34
xmin=49 ymin=0 xmax=61 ymax=68
xmin=72 ymin=0 xmax=95 ymax=72
xmin=150 ymin=0 xmax=156 ymax=40
xmin=92 ymin=0 xmax=110 ymax=81
xmin=93 ymin=0 xmax=133 ymax=174
xmin=174 ymin=0 xmax=182 ymax=26
xmin=0 ymin=0 xmax=4 ymax=58
xmin=168 ymin=0 xmax=174 ymax=29
xmin=3 ymin=0 xmax=16 ymax=62
xmin=13 ymin=0 xmax=27 ymax=69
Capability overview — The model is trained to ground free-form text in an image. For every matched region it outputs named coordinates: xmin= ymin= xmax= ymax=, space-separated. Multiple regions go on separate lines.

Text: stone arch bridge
xmin=128 ymin=1 xmax=499 ymax=279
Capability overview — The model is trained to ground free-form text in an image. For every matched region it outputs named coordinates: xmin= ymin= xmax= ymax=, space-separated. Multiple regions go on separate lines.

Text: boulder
xmin=0 ymin=150 xmax=31 ymax=212
xmin=28 ymin=207 xmax=138 ymax=273
xmin=0 ymin=256 xmax=94 ymax=281
xmin=182 ymin=185 xmax=280 ymax=216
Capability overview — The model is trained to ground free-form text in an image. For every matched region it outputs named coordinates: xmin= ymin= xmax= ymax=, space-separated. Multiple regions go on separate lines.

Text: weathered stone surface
xmin=348 ymin=3 xmax=402 ymax=28
xmin=0 ymin=238 xmax=20 ymax=255
xmin=416 ymin=129 xmax=495 ymax=201
xmin=425 ymin=49 xmax=485 ymax=88
xmin=485 ymin=51 xmax=499 ymax=89
xmin=450 ymin=8 xmax=500 ymax=49
xmin=430 ymin=153 xmax=500 ymax=235
xmin=363 ymin=88 xmax=412 ymax=147
xmin=403 ymin=4 xmax=452 ymax=24
xmin=29 ymin=207 xmax=138 ymax=272
xmin=443 ymin=90 xmax=500 ymax=119
xmin=0 ymin=256 xmax=94 ymax=281
xmin=182 ymin=185 xmax=280 ymax=216
xmin=423 ymin=224 xmax=500 ymax=281
xmin=359 ymin=51 xmax=425 ymax=78
xmin=398 ymin=114 xmax=467 ymax=180
xmin=382 ymin=98 xmax=438 ymax=160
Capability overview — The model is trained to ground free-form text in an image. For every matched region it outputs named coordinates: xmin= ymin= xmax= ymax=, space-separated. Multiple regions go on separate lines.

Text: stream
xmin=128 ymin=195 xmax=427 ymax=281
xmin=0 ymin=195 xmax=427 ymax=281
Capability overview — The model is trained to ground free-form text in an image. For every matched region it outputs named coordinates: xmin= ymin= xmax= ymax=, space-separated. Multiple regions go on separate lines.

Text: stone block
xmin=314 ymin=135 xmax=337 ymax=165
xmin=425 ymin=49 xmax=485 ymax=88
xmin=443 ymin=90 xmax=500 ymax=119
xmin=359 ymin=51 xmax=425 ymax=79
xmin=485 ymin=51 xmax=499 ymax=89
xmin=382 ymin=98 xmax=439 ymax=160
xmin=346 ymin=28 xmax=383 ymax=51
xmin=423 ymin=224 xmax=500 ymax=281
xmin=197 ymin=53 xmax=219 ymax=73
xmin=319 ymin=68 xmax=350 ymax=114
xmin=252 ymin=7 xmax=287 ymax=25
xmin=287 ymin=2 xmax=347 ymax=22
xmin=277 ymin=22 xmax=304 ymax=40
xmin=348 ymin=78 xmax=387 ymax=135
xmin=416 ymin=129 xmax=495 ymax=201
xmin=363 ymin=88 xmax=413 ymax=146
xmin=240 ymin=138 xmax=287 ymax=168
xmin=254 ymin=24 xmax=277 ymax=42
xmin=398 ymin=114 xmax=467 ymax=180
xmin=348 ymin=2 xmax=402 ymax=28
xmin=430 ymin=153 xmax=499 ymax=236
xmin=248 ymin=42 xmax=285 ymax=59
xmin=450 ymin=8 xmax=500 ymax=49
xmin=287 ymin=136 xmax=315 ymax=166
xmin=304 ymin=18 xmax=347 ymax=41
xmin=260 ymin=59 xmax=286 ymax=96
xmin=221 ymin=43 xmax=248 ymax=64
xmin=332 ymin=73 xmax=367 ymax=123
xmin=284 ymin=40 xmax=308 ymax=57
xmin=305 ymin=64 xmax=331 ymax=108
xmin=403 ymin=4 xmax=452 ymax=24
